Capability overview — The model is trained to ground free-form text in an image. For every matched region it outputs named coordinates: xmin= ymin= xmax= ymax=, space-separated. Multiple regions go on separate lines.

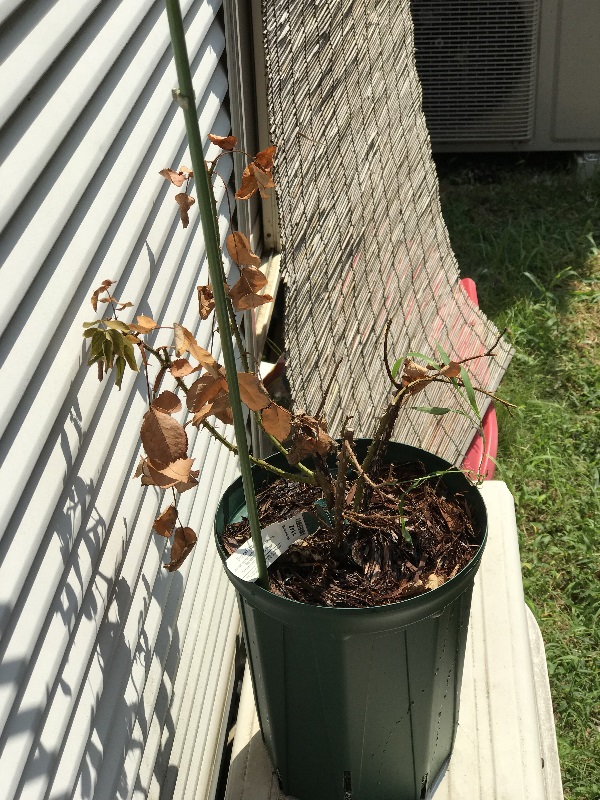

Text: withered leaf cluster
xmin=137 ymin=391 xmax=200 ymax=571
xmin=224 ymin=232 xmax=273 ymax=311
xmin=400 ymin=357 xmax=461 ymax=395
xmin=137 ymin=392 xmax=197 ymax=488
xmin=90 ymin=279 xmax=114 ymax=312
xmin=174 ymin=193 xmax=195 ymax=229
xmin=187 ymin=373 xmax=231 ymax=426
xmin=160 ymin=166 xmax=195 ymax=228
xmin=286 ymin=414 xmax=335 ymax=465
xmin=151 ymin=504 xmax=197 ymax=573
xmin=208 ymin=134 xmax=276 ymax=202
xmin=235 ymin=145 xmax=277 ymax=201
xmin=182 ymin=363 xmax=332 ymax=471
xmin=159 ymin=167 xmax=193 ymax=187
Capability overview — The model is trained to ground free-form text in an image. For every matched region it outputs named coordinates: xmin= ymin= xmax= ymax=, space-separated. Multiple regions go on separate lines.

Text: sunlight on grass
xmin=440 ymin=159 xmax=600 ymax=800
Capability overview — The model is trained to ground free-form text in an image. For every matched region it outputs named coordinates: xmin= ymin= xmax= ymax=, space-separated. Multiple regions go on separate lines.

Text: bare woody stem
xmin=344 ymin=442 xmax=400 ymax=504
xmin=383 ymin=321 xmax=401 ymax=389
xmin=354 ymin=384 xmax=408 ymax=512
xmin=454 ymin=328 xmax=508 ymax=366
xmin=312 ymin=454 xmax=335 ymax=508
xmin=333 ymin=428 xmax=353 ymax=545
xmin=428 ymin=376 xmax=517 ymax=410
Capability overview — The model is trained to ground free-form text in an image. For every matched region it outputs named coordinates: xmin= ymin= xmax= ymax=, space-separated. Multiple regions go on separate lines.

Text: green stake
xmin=165 ymin=0 xmax=269 ymax=590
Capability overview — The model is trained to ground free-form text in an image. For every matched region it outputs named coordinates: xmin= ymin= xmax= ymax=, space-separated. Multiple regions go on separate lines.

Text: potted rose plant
xmin=81 ymin=2 xmax=513 ymax=797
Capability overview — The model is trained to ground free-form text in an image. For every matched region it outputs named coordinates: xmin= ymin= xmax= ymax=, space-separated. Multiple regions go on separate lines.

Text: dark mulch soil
xmin=221 ymin=462 xmax=479 ymax=607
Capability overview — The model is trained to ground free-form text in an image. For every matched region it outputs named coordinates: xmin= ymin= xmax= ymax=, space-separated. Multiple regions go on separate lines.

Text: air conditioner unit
xmin=411 ymin=0 xmax=600 ymax=151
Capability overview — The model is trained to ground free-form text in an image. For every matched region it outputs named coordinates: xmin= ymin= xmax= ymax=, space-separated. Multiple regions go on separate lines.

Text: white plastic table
xmin=224 ymin=482 xmax=564 ymax=800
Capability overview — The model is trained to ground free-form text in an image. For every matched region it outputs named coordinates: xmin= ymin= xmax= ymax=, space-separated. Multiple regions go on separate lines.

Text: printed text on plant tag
xmin=226 ymin=514 xmax=310 ymax=582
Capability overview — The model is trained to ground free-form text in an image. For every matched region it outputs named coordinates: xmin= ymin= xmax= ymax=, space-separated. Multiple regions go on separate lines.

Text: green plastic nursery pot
xmin=215 ymin=441 xmax=487 ymax=800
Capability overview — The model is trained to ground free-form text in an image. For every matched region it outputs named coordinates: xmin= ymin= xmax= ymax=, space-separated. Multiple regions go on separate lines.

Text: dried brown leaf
xmin=234 ymin=292 xmax=274 ymax=311
xmin=188 ymin=341 xmax=220 ymax=378
xmin=164 ymin=527 xmax=197 ymax=572
xmin=153 ymin=504 xmax=178 ymax=537
xmin=159 ymin=168 xmax=186 ymax=187
xmin=226 ymin=232 xmax=261 ymax=268
xmin=286 ymin=414 xmax=335 ymax=465
xmin=237 ymin=372 xmax=271 ymax=411
xmin=128 ymin=315 xmax=159 ymax=334
xmin=140 ymin=408 xmax=188 ymax=465
xmin=153 ymin=364 xmax=168 ymax=397
xmin=173 ymin=322 xmax=195 ymax=357
xmin=174 ymin=192 xmax=195 ymax=228
xmin=253 ymin=165 xmax=276 ymax=200
xmin=405 ymin=378 xmax=432 ymax=396
xmin=197 ymin=285 xmax=215 ymax=320
xmin=426 ymin=573 xmax=445 ymax=590
xmin=235 ymin=162 xmax=275 ymax=201
xmin=210 ymin=391 xmax=233 ymax=425
xmin=208 ymin=133 xmax=237 ymax=151
xmin=141 ymin=459 xmax=180 ymax=488
xmin=254 ymin=145 xmax=277 ymax=172
xmin=169 ymin=358 xmax=198 ymax=378
xmin=228 ymin=267 xmax=271 ymax=311
xmin=261 ymin=402 xmax=292 ymax=442
xmin=133 ymin=456 xmax=146 ymax=478
xmin=152 ymin=390 xmax=182 ymax=414
xmin=157 ymin=457 xmax=194 ymax=483
xmin=439 ymin=361 xmax=461 ymax=378
xmin=173 ymin=469 xmax=199 ymax=493
xmin=91 ymin=279 xmax=114 ymax=312
xmin=402 ymin=358 xmax=432 ymax=395
xmin=186 ymin=374 xmax=224 ymax=413
xmin=402 ymin=359 xmax=430 ymax=382
xmin=235 ymin=164 xmax=259 ymax=200
xmin=191 ymin=405 xmax=215 ymax=427
xmin=178 ymin=165 xmax=193 ymax=176
xmin=229 ymin=266 xmax=267 ymax=298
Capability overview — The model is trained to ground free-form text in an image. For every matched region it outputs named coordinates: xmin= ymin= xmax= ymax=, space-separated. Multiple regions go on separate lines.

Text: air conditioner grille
xmin=411 ymin=0 xmax=541 ymax=142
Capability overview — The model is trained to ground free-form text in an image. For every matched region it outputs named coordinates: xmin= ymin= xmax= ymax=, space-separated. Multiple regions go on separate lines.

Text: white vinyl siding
xmin=0 ymin=1 xmax=242 ymax=798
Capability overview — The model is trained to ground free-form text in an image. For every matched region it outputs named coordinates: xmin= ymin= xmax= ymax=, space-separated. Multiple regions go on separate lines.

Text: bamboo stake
xmin=165 ymin=0 xmax=269 ymax=589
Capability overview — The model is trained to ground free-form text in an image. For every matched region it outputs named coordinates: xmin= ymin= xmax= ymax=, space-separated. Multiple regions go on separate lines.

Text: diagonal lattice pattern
xmin=260 ymin=0 xmax=512 ymax=464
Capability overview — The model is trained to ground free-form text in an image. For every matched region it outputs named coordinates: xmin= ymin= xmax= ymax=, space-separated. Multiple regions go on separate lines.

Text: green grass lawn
xmin=438 ymin=155 xmax=600 ymax=800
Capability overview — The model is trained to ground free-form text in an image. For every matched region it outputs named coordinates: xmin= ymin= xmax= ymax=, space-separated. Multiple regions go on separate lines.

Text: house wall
xmin=0 ymin=1 xmax=242 ymax=798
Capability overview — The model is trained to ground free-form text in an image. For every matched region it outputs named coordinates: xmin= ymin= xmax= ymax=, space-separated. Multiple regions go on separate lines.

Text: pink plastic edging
xmin=460 ymin=278 xmax=498 ymax=480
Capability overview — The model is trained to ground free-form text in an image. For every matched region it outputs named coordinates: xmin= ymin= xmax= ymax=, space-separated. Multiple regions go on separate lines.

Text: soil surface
xmin=221 ymin=462 xmax=480 ymax=607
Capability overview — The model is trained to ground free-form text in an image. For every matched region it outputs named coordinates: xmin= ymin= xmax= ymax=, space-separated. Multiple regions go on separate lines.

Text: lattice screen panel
xmin=260 ymin=0 xmax=513 ymax=465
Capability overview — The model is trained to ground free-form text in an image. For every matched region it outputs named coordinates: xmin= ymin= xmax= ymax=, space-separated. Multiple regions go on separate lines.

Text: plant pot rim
xmin=214 ymin=439 xmax=488 ymax=628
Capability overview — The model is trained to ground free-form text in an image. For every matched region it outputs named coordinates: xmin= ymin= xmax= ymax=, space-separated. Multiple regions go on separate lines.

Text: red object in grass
xmin=460 ymin=278 xmax=498 ymax=480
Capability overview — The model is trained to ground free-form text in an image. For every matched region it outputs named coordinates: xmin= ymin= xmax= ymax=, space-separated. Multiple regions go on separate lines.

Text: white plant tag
xmin=226 ymin=513 xmax=311 ymax=582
